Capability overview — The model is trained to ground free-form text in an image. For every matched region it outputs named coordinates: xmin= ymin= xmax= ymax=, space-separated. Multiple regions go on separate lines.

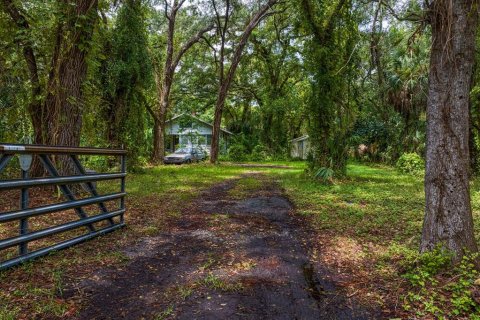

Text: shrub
xmin=250 ymin=145 xmax=268 ymax=162
xmin=314 ymin=167 xmax=334 ymax=183
xmin=396 ymin=153 xmax=424 ymax=175
xmin=227 ymin=144 xmax=248 ymax=162
xmin=401 ymin=248 xmax=480 ymax=318
xmin=403 ymin=247 xmax=452 ymax=287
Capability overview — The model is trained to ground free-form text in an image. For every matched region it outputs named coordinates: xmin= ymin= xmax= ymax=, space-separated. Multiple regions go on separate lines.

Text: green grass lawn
xmin=274 ymin=162 xmax=427 ymax=244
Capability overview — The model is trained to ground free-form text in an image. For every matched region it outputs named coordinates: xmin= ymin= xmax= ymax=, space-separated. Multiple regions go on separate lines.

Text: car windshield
xmin=175 ymin=148 xmax=192 ymax=154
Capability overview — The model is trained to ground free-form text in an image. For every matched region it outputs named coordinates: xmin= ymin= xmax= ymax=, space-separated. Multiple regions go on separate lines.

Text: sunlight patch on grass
xmin=274 ymin=162 xmax=426 ymax=246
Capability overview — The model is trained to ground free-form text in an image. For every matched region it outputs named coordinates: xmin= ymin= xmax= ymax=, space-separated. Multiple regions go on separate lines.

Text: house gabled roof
xmin=166 ymin=113 xmax=234 ymax=135
xmin=290 ymin=135 xmax=309 ymax=143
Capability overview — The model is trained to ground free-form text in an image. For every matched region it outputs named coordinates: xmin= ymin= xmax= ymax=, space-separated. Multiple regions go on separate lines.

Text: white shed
xmin=165 ymin=114 xmax=233 ymax=154
xmin=290 ymin=135 xmax=310 ymax=159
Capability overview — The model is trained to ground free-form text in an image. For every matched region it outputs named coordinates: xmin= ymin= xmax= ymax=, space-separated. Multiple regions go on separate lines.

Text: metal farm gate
xmin=0 ymin=144 xmax=127 ymax=270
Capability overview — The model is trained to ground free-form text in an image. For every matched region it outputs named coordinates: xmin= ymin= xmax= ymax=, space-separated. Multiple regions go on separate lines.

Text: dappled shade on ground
xmin=71 ymin=174 xmax=375 ymax=319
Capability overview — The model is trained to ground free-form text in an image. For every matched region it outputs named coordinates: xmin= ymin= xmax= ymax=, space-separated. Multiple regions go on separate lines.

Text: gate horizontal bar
xmin=0 ymin=223 xmax=125 ymax=271
xmin=0 ymin=143 xmax=126 ymax=155
xmin=0 ymin=173 xmax=126 ymax=190
xmin=0 ymin=209 xmax=125 ymax=250
xmin=0 ymin=192 xmax=126 ymax=223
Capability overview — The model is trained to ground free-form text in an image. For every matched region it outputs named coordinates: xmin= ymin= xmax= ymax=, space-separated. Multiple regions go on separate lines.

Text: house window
xmin=206 ymin=134 xmax=212 ymax=145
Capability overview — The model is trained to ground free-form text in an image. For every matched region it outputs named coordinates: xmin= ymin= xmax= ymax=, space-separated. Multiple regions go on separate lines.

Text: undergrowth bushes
xmin=384 ymin=244 xmax=479 ymax=318
xmin=225 ymin=143 xmax=288 ymax=162
xmin=396 ymin=153 xmax=424 ymax=175
xmin=227 ymin=144 xmax=248 ymax=162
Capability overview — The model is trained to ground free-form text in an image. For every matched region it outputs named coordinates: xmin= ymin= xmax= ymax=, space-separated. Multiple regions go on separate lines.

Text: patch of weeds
xmin=155 ymin=305 xmax=174 ymax=320
xmin=111 ymin=251 xmax=131 ymax=263
xmin=447 ymin=254 xmax=480 ymax=317
xmin=143 ymin=226 xmax=159 ymax=236
xmin=199 ymin=254 xmax=219 ymax=271
xmin=0 ymin=303 xmax=19 ymax=320
xmin=19 ymin=260 xmax=36 ymax=275
xmin=18 ymin=285 xmax=70 ymax=317
xmin=164 ymin=284 xmax=195 ymax=301
xmin=0 ymin=270 xmax=7 ymax=282
xmin=52 ymin=269 xmax=64 ymax=297
xmin=208 ymin=214 xmax=230 ymax=227
xmin=228 ymin=176 xmax=263 ymax=199
xmin=201 ymin=273 xmax=243 ymax=292
xmin=178 ymin=285 xmax=194 ymax=300
xmin=403 ymin=246 xmax=452 ymax=287
xmin=401 ymin=249 xmax=480 ymax=318
xmin=33 ymin=298 xmax=69 ymax=318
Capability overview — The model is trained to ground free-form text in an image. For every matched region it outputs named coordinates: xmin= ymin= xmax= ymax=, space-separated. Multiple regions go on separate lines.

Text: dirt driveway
xmin=67 ymin=173 xmax=378 ymax=319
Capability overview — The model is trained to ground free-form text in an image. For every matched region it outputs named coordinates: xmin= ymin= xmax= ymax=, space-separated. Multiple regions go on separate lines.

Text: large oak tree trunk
xmin=421 ymin=0 xmax=479 ymax=262
xmin=2 ymin=0 xmax=97 ymax=177
xmin=47 ymin=0 xmax=98 ymax=175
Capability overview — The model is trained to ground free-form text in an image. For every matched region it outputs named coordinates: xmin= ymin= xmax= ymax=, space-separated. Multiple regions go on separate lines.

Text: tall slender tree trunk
xmin=152 ymin=93 xmax=169 ymax=163
xmin=421 ymin=0 xmax=479 ymax=262
xmin=151 ymin=61 xmax=171 ymax=163
xmin=152 ymin=117 xmax=165 ymax=162
xmin=211 ymin=85 xmax=229 ymax=162
xmin=150 ymin=1 xmax=213 ymax=163
xmin=210 ymin=0 xmax=278 ymax=163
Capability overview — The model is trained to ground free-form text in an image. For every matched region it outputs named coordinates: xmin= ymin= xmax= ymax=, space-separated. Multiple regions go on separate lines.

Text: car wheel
xmin=186 ymin=159 xmax=192 ymax=164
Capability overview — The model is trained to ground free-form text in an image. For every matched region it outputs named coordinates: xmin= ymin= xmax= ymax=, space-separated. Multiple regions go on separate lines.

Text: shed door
xmin=299 ymin=141 xmax=304 ymax=159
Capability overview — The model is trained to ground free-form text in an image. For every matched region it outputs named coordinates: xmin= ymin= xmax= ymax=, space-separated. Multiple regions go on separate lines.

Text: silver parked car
xmin=164 ymin=147 xmax=206 ymax=164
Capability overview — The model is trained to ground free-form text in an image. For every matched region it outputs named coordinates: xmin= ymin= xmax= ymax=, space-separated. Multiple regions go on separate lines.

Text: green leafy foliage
xmin=227 ymin=144 xmax=248 ymax=162
xmin=402 ymin=250 xmax=480 ymax=318
xmin=314 ymin=167 xmax=334 ymax=183
xmin=396 ymin=153 xmax=424 ymax=175
xmin=250 ymin=145 xmax=268 ymax=162
xmin=101 ymin=0 xmax=152 ymax=164
xmin=296 ymin=0 xmax=360 ymax=176
xmin=403 ymin=247 xmax=452 ymax=287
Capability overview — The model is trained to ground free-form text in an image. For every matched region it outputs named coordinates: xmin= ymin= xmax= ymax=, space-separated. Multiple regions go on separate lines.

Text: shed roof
xmin=166 ymin=113 xmax=234 ymax=135
xmin=290 ymin=135 xmax=309 ymax=143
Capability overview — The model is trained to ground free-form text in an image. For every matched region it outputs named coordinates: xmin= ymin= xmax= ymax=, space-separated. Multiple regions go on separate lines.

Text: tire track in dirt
xmin=68 ymin=174 xmax=379 ymax=319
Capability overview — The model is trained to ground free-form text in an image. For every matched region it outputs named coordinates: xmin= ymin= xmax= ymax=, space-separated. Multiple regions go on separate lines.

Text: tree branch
xmin=172 ymin=23 xmax=215 ymax=69
xmin=222 ymin=0 xmax=279 ymax=95
xmin=145 ymin=102 xmax=159 ymax=121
